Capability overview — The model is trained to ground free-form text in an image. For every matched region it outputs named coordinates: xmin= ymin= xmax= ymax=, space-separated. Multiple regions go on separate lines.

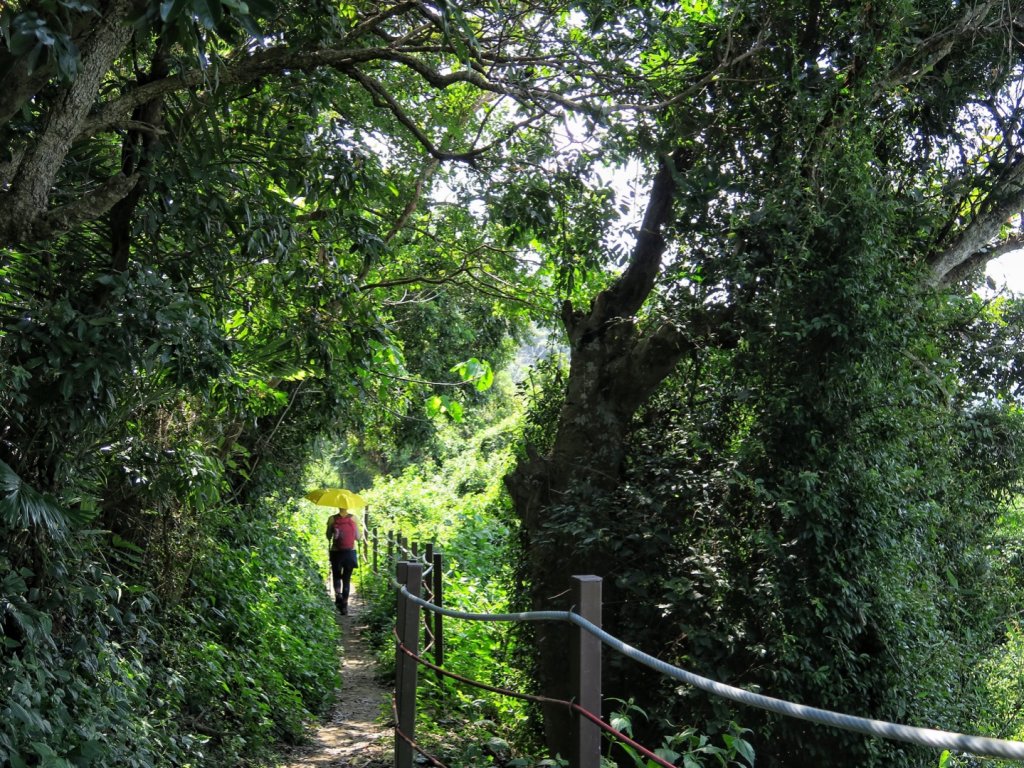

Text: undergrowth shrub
xmin=0 ymin=548 xmax=190 ymax=768
xmin=0 ymin=497 xmax=340 ymax=767
xmin=162 ymin=498 xmax=340 ymax=762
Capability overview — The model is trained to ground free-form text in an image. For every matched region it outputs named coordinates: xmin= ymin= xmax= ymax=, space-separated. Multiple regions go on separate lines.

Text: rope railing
xmin=390 ymin=695 xmax=449 ymax=768
xmin=367 ymin=530 xmax=442 ymax=659
xmin=392 ymin=576 xmax=1024 ymax=764
xmin=392 ymin=629 xmax=676 ymax=768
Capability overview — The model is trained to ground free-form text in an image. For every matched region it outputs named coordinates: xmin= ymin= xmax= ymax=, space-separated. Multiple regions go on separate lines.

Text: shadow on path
xmin=279 ymin=589 xmax=393 ymax=768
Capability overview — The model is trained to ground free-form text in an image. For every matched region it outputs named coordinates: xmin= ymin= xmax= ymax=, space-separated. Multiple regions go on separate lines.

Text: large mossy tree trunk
xmin=505 ymin=154 xmax=724 ymax=755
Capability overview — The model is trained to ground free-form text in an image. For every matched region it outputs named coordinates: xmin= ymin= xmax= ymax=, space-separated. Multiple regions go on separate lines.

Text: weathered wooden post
xmin=372 ymin=527 xmax=379 ymax=573
xmin=571 ymin=575 xmax=602 ymax=768
xmin=432 ymin=551 xmax=444 ymax=673
xmin=395 ymin=561 xmax=422 ymax=768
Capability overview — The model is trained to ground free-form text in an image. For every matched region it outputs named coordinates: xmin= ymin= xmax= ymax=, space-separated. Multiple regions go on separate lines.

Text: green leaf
xmin=425 ymin=395 xmax=443 ymax=418
xmin=159 ymin=0 xmax=190 ymax=22
xmin=616 ymin=743 xmax=642 ymax=768
xmin=111 ymin=534 xmax=145 ymax=554
xmin=450 ymin=357 xmax=494 ymax=391
xmin=655 ymin=747 xmax=680 ymax=763
xmin=193 ymin=0 xmax=224 ymax=29
xmin=729 ymin=736 xmax=755 ymax=766
xmin=610 ymin=713 xmax=632 ymax=736
xmin=446 ymin=398 xmax=464 ymax=422
xmin=29 ymin=742 xmax=58 ymax=759
xmin=0 ymin=459 xmax=67 ymax=538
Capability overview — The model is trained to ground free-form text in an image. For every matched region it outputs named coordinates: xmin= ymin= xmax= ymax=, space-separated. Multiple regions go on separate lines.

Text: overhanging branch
xmin=564 ymin=149 xmax=689 ymax=344
xmin=28 ymin=172 xmax=140 ymax=246
xmin=346 ymin=68 xmax=485 ymax=163
xmin=929 ymin=156 xmax=1024 ymax=286
xmin=78 ymin=44 xmax=506 ymax=140
xmin=941 ymin=234 xmax=1024 ymax=286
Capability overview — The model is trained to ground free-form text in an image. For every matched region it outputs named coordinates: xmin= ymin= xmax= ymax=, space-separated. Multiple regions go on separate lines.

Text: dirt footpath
xmin=279 ymin=591 xmax=393 ymax=768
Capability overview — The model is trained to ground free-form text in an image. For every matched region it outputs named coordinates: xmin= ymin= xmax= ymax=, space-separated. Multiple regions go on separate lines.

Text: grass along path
xmin=278 ymin=589 xmax=393 ymax=768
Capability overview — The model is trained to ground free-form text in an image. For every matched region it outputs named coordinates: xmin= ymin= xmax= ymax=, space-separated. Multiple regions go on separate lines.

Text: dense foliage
xmin=500 ymin=2 xmax=1024 ymax=765
xmin=1 ymin=496 xmax=340 ymax=766
xmin=3 ymin=0 xmax=1024 ymax=766
xmin=1 ymin=0 xmax=533 ymax=765
xmin=599 ymin=292 xmax=1024 ymax=765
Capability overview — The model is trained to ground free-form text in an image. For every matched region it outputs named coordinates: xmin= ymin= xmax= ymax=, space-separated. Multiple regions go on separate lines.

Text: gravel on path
xmin=279 ymin=590 xmax=393 ymax=768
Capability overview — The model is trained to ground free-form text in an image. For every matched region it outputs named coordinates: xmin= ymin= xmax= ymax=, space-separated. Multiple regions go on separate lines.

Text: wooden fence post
xmin=395 ymin=561 xmax=422 ymax=768
xmin=571 ymin=575 xmax=602 ymax=768
xmin=372 ymin=527 xmax=379 ymax=573
xmin=432 ymin=551 xmax=444 ymax=674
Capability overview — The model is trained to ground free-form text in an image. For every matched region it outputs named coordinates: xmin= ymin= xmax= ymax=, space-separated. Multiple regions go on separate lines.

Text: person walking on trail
xmin=327 ymin=507 xmax=360 ymax=614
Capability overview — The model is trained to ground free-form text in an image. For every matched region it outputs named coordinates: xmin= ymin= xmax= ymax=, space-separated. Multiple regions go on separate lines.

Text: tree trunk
xmin=110 ymin=37 xmax=171 ymax=272
xmin=505 ymin=153 xmax=706 ymax=757
xmin=0 ymin=0 xmax=135 ymax=246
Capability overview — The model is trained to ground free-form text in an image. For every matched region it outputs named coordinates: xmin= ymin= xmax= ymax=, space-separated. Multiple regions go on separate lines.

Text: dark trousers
xmin=329 ymin=548 xmax=357 ymax=601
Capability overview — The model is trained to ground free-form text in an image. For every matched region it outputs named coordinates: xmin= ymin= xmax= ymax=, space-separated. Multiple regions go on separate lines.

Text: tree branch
xmin=0 ymin=0 xmax=135 ymax=243
xmin=929 ymin=156 xmax=1024 ymax=285
xmin=339 ymin=0 xmax=421 ymax=45
xmin=0 ymin=145 xmax=27 ymax=190
xmin=618 ymin=303 xmax=738 ymax=406
xmin=79 ymin=44 xmax=506 ymax=139
xmin=78 ymin=34 xmax=609 ymax=147
xmin=564 ymin=149 xmax=688 ymax=344
xmin=346 ymin=67 xmax=484 ymax=163
xmin=942 ymin=234 xmax=1024 ymax=286
xmin=864 ymin=0 xmax=1006 ymax=102
xmin=621 ymin=40 xmax=766 ymax=114
xmin=27 ymin=172 xmax=140 ymax=246
xmin=359 ymin=262 xmax=472 ymax=291
xmin=110 ymin=36 xmax=172 ymax=272
xmin=0 ymin=54 xmax=56 ymax=129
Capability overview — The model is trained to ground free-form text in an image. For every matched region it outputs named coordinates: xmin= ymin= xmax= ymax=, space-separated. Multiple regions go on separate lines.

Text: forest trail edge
xmin=278 ymin=588 xmax=393 ymax=768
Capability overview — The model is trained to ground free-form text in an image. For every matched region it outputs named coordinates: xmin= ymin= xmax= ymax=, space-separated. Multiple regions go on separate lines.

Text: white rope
xmin=393 ymin=581 xmax=1024 ymax=761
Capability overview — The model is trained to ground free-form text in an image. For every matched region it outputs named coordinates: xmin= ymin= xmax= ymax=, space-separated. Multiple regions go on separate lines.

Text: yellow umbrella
xmin=305 ymin=488 xmax=367 ymax=509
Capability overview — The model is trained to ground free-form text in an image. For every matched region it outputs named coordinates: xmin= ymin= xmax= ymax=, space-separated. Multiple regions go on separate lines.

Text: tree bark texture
xmin=0 ymin=0 xmax=136 ymax=247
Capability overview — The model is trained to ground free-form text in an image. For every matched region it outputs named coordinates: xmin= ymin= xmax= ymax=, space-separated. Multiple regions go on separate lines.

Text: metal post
xmin=424 ymin=543 xmax=434 ymax=594
xmin=571 ymin=575 xmax=602 ymax=768
xmin=422 ymin=542 xmax=435 ymax=650
xmin=432 ymin=551 xmax=444 ymax=674
xmin=395 ymin=561 xmax=422 ymax=768
xmin=360 ymin=511 xmax=369 ymax=563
